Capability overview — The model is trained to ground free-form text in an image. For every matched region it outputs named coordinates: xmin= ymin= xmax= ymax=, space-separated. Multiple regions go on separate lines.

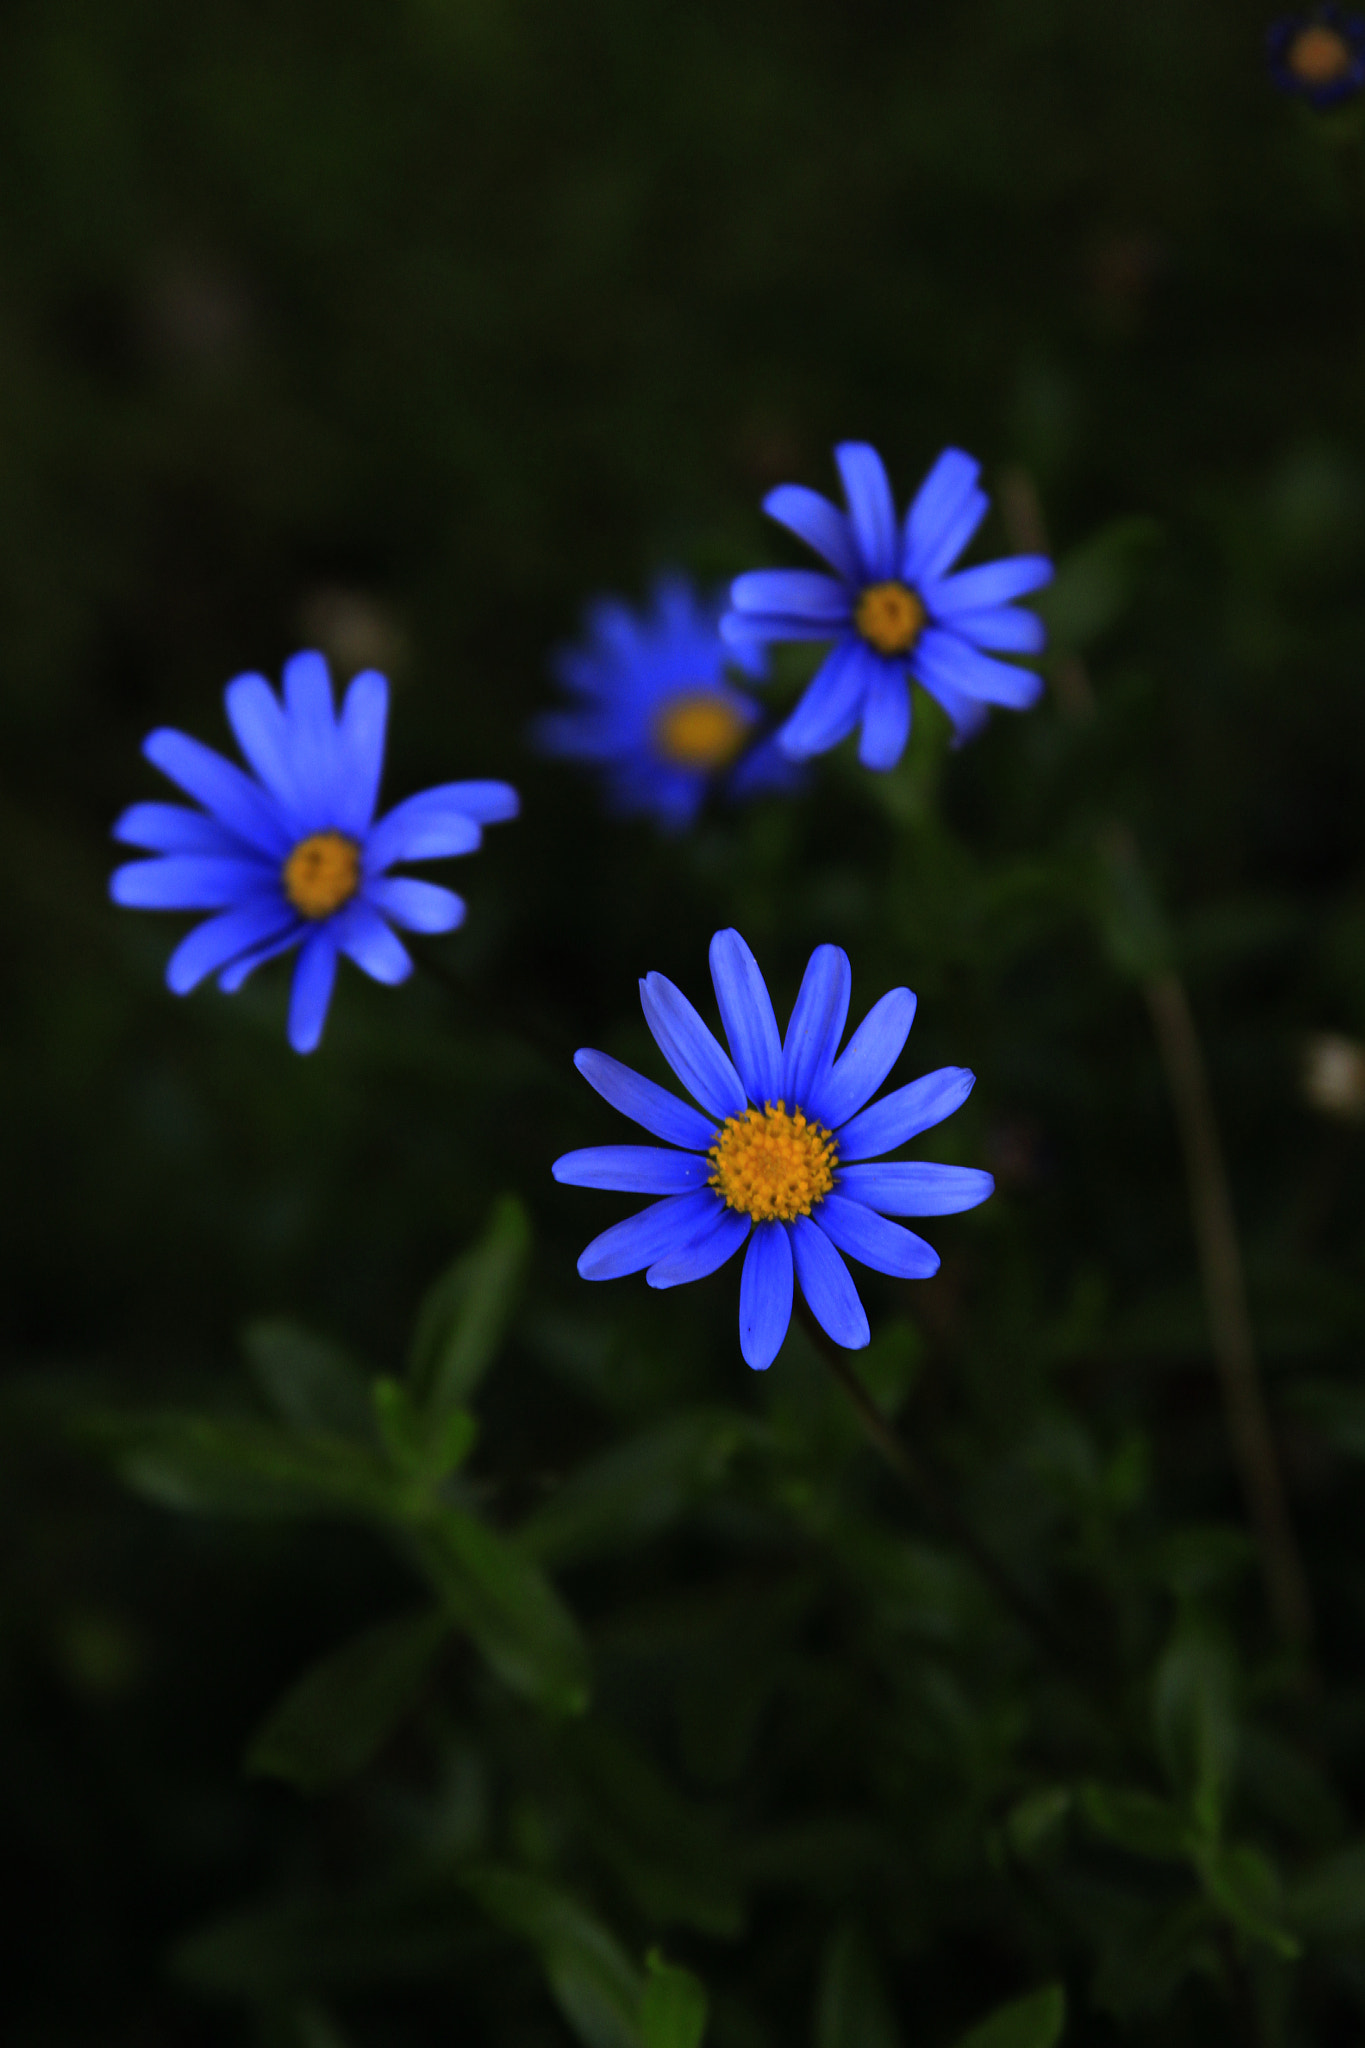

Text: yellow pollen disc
xmin=282 ymin=830 xmax=361 ymax=919
xmin=855 ymin=580 xmax=926 ymax=656
xmin=1289 ymin=23 xmax=1353 ymax=84
xmin=708 ymin=1101 xmax=838 ymax=1224
xmin=654 ymin=690 xmax=750 ymax=770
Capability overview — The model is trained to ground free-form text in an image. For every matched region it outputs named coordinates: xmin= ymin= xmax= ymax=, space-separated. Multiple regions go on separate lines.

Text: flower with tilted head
xmin=110 ymin=651 xmax=518 ymax=1053
xmin=1268 ymin=8 xmax=1365 ymax=107
xmin=721 ymin=442 xmax=1052 ymax=770
xmin=533 ymin=572 xmax=800 ymax=832
xmin=552 ymin=929 xmax=993 ymax=1369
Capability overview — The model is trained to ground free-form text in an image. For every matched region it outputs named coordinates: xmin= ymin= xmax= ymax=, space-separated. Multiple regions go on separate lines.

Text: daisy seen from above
xmin=110 ymin=651 xmax=519 ymax=1053
xmin=533 ymin=571 xmax=799 ymax=832
xmin=721 ymin=441 xmax=1053 ymax=770
xmin=1268 ymin=7 xmax=1365 ymax=107
xmin=552 ymin=928 xmax=994 ymax=1369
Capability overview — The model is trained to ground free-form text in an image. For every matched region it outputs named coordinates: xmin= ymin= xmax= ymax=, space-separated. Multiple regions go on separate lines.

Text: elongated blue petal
xmin=647 ymin=1205 xmax=750 ymax=1289
xmin=914 ymin=629 xmax=1044 ymax=711
xmin=553 ymin=1146 xmax=711 ymax=1194
xmin=762 ymin=483 xmax=860 ymax=581
xmin=365 ymin=791 xmax=484 ymax=871
xmin=942 ymin=605 xmax=1046 ymax=655
xmin=440 ymin=780 xmax=520 ymax=824
xmin=281 ymin=651 xmax=339 ymax=818
xmin=791 ymin=1214 xmax=869 ymax=1349
xmin=782 ymin=943 xmax=852 ymax=1110
xmin=165 ymin=898 xmax=297 ymax=994
xmin=915 ymin=666 xmax=991 ymax=744
xmin=112 ymin=801 xmax=251 ymax=856
xmin=218 ymin=927 xmax=301 ymax=993
xmin=778 ymin=640 xmax=871 ymax=759
xmin=835 ymin=443 xmax=898 ymax=581
xmin=640 ymin=971 xmax=747 ymax=1120
xmin=815 ymin=1194 xmax=940 ymax=1278
xmin=365 ymin=876 xmax=465 ymax=933
xmin=837 ymin=1162 xmax=995 ymax=1215
xmin=931 ymin=556 xmax=1053 ymax=614
xmin=225 ymin=673 xmax=306 ymax=817
xmin=577 ymin=1189 xmax=722 ymax=1280
xmin=143 ymin=730 xmax=290 ymax=856
xmin=710 ymin=928 xmax=783 ymax=1105
xmin=812 ymin=988 xmax=917 ymax=1130
xmin=333 ymin=899 xmax=412 ymax=984
xmin=857 ymin=664 xmax=911 ymax=771
xmin=573 ymin=1048 xmax=718 ymax=1150
xmin=728 ymin=569 xmax=851 ymax=621
xmin=110 ymin=855 xmax=274 ymax=910
xmin=288 ymin=929 xmax=339 ymax=1053
xmin=335 ymin=668 xmax=389 ymax=833
xmin=740 ymin=1221 xmax=794 ymax=1370
xmin=836 ymin=1066 xmax=976 ymax=1162
xmin=901 ymin=449 xmax=984 ymax=584
xmin=721 ymin=609 xmax=841 ymax=647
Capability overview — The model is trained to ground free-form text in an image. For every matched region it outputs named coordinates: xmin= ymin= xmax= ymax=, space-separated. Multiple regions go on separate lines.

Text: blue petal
xmin=366 ymin=789 xmax=485 ymax=870
xmin=915 ymin=666 xmax=992 ymax=745
xmin=281 ymin=651 xmax=339 ymax=817
xmin=728 ymin=569 xmax=851 ymax=621
xmin=112 ymin=801 xmax=251 ymax=856
xmin=110 ymin=854 xmax=274 ymax=910
xmin=225 ymin=673 xmax=306 ymax=816
xmin=553 ymin=1146 xmax=712 ymax=1194
xmin=709 ymin=928 xmax=783 ymax=1105
xmin=573 ymin=1048 xmax=718 ymax=1150
xmin=577 ymin=1189 xmax=722 ymax=1280
xmin=740 ymin=1221 xmax=794 ymax=1370
xmin=930 ymin=556 xmax=1053 ymax=614
xmin=777 ymin=640 xmax=872 ymax=759
xmin=218 ymin=927 xmax=301 ymax=993
xmin=288 ymin=929 xmax=339 ymax=1053
xmin=332 ymin=899 xmax=412 ymax=985
xmin=814 ymin=1194 xmax=940 ymax=1278
xmin=836 ymin=1066 xmax=976 ymax=1162
xmin=834 ymin=443 xmax=898 ymax=581
xmin=721 ymin=609 xmax=841 ymax=648
xmin=647 ymin=1205 xmax=751 ymax=1289
xmin=901 ymin=448 xmax=986 ymax=584
xmin=335 ymin=668 xmax=389 ymax=833
xmin=857 ymin=664 xmax=911 ymax=771
xmin=914 ymin=629 xmax=1044 ymax=712
xmin=811 ymin=988 xmax=917 ymax=1130
xmin=143 ymin=729 xmax=290 ymax=856
xmin=442 ymin=780 xmax=519 ymax=824
xmin=836 ymin=1163 xmax=995 ymax=1215
xmin=640 ymin=971 xmax=747 ymax=1121
xmin=942 ymin=605 xmax=1046 ymax=655
xmin=762 ymin=482 xmax=861 ymax=581
xmin=782 ymin=943 xmax=852 ymax=1110
xmin=790 ymin=1214 xmax=869 ymax=1349
xmin=365 ymin=876 xmax=465 ymax=933
xmin=532 ymin=710 xmax=616 ymax=761
xmin=165 ymin=898 xmax=298 ymax=994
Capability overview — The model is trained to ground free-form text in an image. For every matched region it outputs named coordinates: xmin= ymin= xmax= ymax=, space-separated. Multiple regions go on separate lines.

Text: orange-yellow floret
xmin=282 ymin=830 xmax=361 ymax=919
xmin=709 ymin=1101 xmax=837 ymax=1223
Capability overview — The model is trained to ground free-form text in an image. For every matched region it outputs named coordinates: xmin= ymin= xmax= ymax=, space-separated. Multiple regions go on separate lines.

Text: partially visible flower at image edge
xmin=1267 ymin=7 xmax=1365 ymax=108
xmin=552 ymin=928 xmax=993 ymax=1369
xmin=721 ymin=441 xmax=1052 ymax=770
xmin=533 ymin=571 xmax=800 ymax=832
xmin=110 ymin=651 xmax=519 ymax=1052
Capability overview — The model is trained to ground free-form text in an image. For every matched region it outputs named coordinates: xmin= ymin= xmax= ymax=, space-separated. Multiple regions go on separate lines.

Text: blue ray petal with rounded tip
xmin=364 ymin=790 xmax=485 ymax=870
xmin=931 ymin=556 xmax=1053 ymax=614
xmin=335 ymin=669 xmax=389 ymax=833
xmin=728 ymin=569 xmax=851 ymax=622
xmin=835 ymin=443 xmax=898 ymax=581
xmin=721 ymin=609 xmax=843 ymax=647
xmin=647 ymin=1205 xmax=751 ymax=1289
xmin=225 ymin=672 xmax=309 ymax=817
xmin=443 ymin=780 xmax=521 ymax=824
xmin=791 ymin=1214 xmax=869 ymax=1348
xmin=762 ymin=483 xmax=860 ymax=581
xmin=553 ymin=1147 xmax=712 ymax=1194
xmin=901 ymin=448 xmax=984 ymax=584
xmin=112 ymin=801 xmax=252 ymax=856
xmin=857 ymin=664 xmax=911 ymax=772
xmin=914 ymin=629 xmax=1044 ymax=711
xmin=813 ymin=987 xmax=916 ymax=1130
xmin=814 ymin=1195 xmax=940 ymax=1278
xmin=110 ymin=855 xmax=276 ymax=911
xmin=573 ymin=1049 xmax=717 ymax=1150
xmin=777 ymin=641 xmax=871 ymax=759
xmin=782 ymin=944 xmax=852 ymax=1110
xmin=288 ymin=930 xmax=339 ymax=1054
xmin=366 ymin=876 xmax=465 ymax=933
xmin=916 ymin=667 xmax=991 ymax=744
xmin=740 ymin=1221 xmax=794 ymax=1370
xmin=281 ymin=651 xmax=339 ymax=818
xmin=837 ymin=1162 xmax=995 ymax=1215
xmin=577 ymin=1190 xmax=722 ymax=1280
xmin=333 ymin=899 xmax=412 ymax=984
xmin=143 ymin=729 xmax=291 ymax=856
xmin=946 ymin=606 xmax=1046 ymax=655
xmin=640 ymin=971 xmax=747 ymax=1121
xmin=836 ymin=1066 xmax=976 ymax=1162
xmin=166 ymin=897 xmax=297 ymax=994
xmin=218 ymin=926 xmax=302 ymax=993
xmin=710 ymin=927 xmax=783 ymax=1105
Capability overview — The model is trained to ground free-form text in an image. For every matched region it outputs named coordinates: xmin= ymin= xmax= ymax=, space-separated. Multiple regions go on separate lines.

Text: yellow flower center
xmin=1289 ymin=23 xmax=1353 ymax=84
xmin=654 ymin=690 xmax=750 ymax=770
xmin=282 ymin=830 xmax=361 ymax=919
xmin=709 ymin=1101 xmax=838 ymax=1223
xmin=855 ymin=580 xmax=926 ymax=656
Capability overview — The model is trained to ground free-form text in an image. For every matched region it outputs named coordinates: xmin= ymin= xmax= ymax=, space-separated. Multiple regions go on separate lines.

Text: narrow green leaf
xmin=641 ymin=1951 xmax=707 ymax=2048
xmin=466 ymin=1868 xmax=642 ymax=2048
xmin=953 ymin=1983 xmax=1066 ymax=2048
xmin=1152 ymin=1618 xmax=1237 ymax=1840
xmin=243 ymin=1319 xmax=374 ymax=1441
xmin=815 ymin=1924 xmax=901 ymax=2048
xmin=1194 ymin=1842 xmax=1300 ymax=1959
xmin=1081 ymin=1785 xmax=1188 ymax=1862
xmin=245 ymin=1609 xmax=448 ymax=1793
xmin=519 ymin=1410 xmax=749 ymax=1568
xmin=90 ymin=1412 xmax=394 ymax=1520
xmin=409 ymin=1195 xmax=530 ymax=1416
xmin=1036 ymin=516 xmax=1162 ymax=651
xmin=414 ymin=1506 xmax=590 ymax=1714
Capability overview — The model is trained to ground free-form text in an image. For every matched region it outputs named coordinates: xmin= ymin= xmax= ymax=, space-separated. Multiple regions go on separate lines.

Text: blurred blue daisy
xmin=1268 ymin=9 xmax=1365 ymax=106
xmin=553 ymin=928 xmax=993 ymax=1369
xmin=533 ymin=572 xmax=800 ymax=832
xmin=110 ymin=651 xmax=519 ymax=1053
xmin=721 ymin=442 xmax=1052 ymax=770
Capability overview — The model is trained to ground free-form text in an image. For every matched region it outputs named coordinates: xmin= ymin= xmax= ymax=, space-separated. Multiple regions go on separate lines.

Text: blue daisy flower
xmin=552 ymin=929 xmax=993 ymax=1370
xmin=110 ymin=650 xmax=519 ymax=1053
xmin=1268 ymin=8 xmax=1365 ymax=107
xmin=533 ymin=572 xmax=800 ymax=832
xmin=721 ymin=442 xmax=1053 ymax=770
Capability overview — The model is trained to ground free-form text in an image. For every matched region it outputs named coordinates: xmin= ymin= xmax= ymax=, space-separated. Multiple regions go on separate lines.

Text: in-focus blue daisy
xmin=721 ymin=442 xmax=1053 ymax=770
xmin=552 ymin=929 xmax=993 ymax=1369
xmin=534 ymin=572 xmax=800 ymax=832
xmin=110 ymin=651 xmax=518 ymax=1053
xmin=1268 ymin=8 xmax=1365 ymax=107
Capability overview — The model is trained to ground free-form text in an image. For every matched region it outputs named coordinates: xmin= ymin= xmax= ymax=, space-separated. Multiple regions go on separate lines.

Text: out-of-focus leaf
xmin=1152 ymin=1618 xmax=1237 ymax=1839
xmin=465 ymin=1867 xmax=642 ymax=2048
xmin=243 ymin=1320 xmax=374 ymax=1442
xmin=413 ymin=1507 xmax=589 ymax=1714
xmin=815 ymin=1923 xmax=902 ymax=2048
xmin=1082 ymin=1785 xmax=1187 ymax=1861
xmin=1289 ymin=1844 xmax=1365 ymax=1939
xmin=953 ymin=1982 xmax=1065 ymax=2048
xmin=1005 ymin=1787 xmax=1072 ymax=1863
xmin=173 ymin=1876 xmax=479 ymax=1994
xmin=641 ymin=1950 xmax=707 ymax=2048
xmin=519 ymin=1410 xmax=749 ymax=1568
xmin=1037 ymin=516 xmax=1162 ymax=650
xmin=408 ymin=1195 xmax=530 ymax=1416
xmin=88 ymin=1412 xmax=393 ymax=1520
xmin=245 ymin=1609 xmax=448 ymax=1793
xmin=565 ymin=1720 xmax=743 ymax=1936
xmin=1193 ymin=1841 xmax=1299 ymax=1958
xmin=372 ymin=1376 xmax=478 ymax=1484
xmin=1094 ymin=829 xmax=1171 ymax=982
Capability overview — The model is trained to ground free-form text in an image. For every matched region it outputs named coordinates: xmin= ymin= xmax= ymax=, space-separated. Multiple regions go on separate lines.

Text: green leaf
xmin=89 ymin=1411 xmax=394 ymax=1521
xmin=1194 ymin=1841 xmax=1300 ymax=1959
xmin=815 ymin=1923 xmax=902 ymax=2048
xmin=641 ymin=1951 xmax=707 ymax=2048
xmin=465 ymin=1868 xmax=642 ymax=2048
xmin=408 ymin=1195 xmax=530 ymax=1416
xmin=243 ymin=1319 xmax=374 ymax=1441
xmin=1081 ymin=1785 xmax=1188 ymax=1862
xmin=519 ymin=1410 xmax=749 ymax=1568
xmin=1290 ymin=1844 xmax=1365 ymax=1939
xmin=953 ymin=1984 xmax=1066 ymax=2048
xmin=245 ymin=1609 xmax=448 ymax=1793
xmin=1004 ymin=1787 xmax=1072 ymax=1863
xmin=1036 ymin=516 xmax=1162 ymax=651
xmin=1152 ymin=1618 xmax=1237 ymax=1840
xmin=173 ymin=1873 xmax=480 ymax=1994
xmin=372 ymin=1376 xmax=477 ymax=1484
xmin=413 ymin=1506 xmax=590 ymax=1714
xmin=1094 ymin=829 xmax=1171 ymax=982
xmin=565 ymin=1720 xmax=743 ymax=1936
